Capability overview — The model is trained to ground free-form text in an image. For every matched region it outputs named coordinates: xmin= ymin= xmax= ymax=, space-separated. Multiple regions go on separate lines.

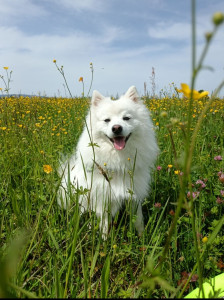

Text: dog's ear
xmin=92 ymin=90 xmax=105 ymax=106
xmin=125 ymin=86 xmax=139 ymax=102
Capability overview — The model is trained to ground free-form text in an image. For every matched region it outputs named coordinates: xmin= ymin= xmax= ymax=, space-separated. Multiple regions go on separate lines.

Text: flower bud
xmin=212 ymin=12 xmax=224 ymax=26
xmin=160 ymin=111 xmax=168 ymax=118
xmin=205 ymin=32 xmax=213 ymax=42
xmin=170 ymin=117 xmax=179 ymax=125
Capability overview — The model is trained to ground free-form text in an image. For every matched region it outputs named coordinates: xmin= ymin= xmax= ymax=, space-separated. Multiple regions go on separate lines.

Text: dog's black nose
xmin=112 ymin=125 xmax=122 ymax=135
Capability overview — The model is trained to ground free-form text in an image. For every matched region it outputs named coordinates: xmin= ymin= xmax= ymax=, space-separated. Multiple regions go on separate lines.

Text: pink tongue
xmin=113 ymin=137 xmax=126 ymax=150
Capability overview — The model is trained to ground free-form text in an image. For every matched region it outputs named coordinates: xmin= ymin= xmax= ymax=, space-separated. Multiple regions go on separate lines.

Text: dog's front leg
xmin=95 ymin=207 xmax=109 ymax=240
xmin=133 ymin=201 xmax=144 ymax=236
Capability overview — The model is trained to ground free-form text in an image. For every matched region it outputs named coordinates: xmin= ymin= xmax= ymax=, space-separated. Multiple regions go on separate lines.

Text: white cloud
xmin=148 ymin=22 xmax=191 ymax=41
xmin=52 ymin=0 xmax=107 ymax=12
xmin=0 ymin=0 xmax=48 ymax=24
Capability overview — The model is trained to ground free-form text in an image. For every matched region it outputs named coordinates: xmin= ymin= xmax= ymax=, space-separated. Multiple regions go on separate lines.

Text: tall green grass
xmin=0 ymin=91 xmax=223 ymax=298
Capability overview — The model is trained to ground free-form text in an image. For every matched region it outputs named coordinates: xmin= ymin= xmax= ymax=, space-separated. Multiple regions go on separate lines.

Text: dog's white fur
xmin=58 ymin=86 xmax=159 ymax=237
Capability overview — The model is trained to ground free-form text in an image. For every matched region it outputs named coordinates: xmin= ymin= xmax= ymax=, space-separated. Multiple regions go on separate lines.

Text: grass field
xmin=0 ymin=91 xmax=223 ymax=298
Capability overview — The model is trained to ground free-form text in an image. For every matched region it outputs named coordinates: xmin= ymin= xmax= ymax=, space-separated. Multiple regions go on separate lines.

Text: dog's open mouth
xmin=109 ymin=133 xmax=131 ymax=150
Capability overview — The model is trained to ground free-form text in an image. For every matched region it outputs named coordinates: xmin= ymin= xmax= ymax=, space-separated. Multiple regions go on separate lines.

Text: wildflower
xmin=79 ymin=77 xmax=83 ymax=82
xmin=154 ymin=202 xmax=161 ymax=208
xmin=187 ymin=191 xmax=200 ymax=199
xmin=157 ymin=166 xmax=162 ymax=171
xmin=196 ymin=179 xmax=206 ymax=189
xmin=216 ymin=197 xmax=223 ymax=204
xmin=53 ymin=59 xmax=56 ymax=63
xmin=174 ymin=170 xmax=181 ymax=175
xmin=3 ymin=67 xmax=9 ymax=70
xmin=113 ymin=244 xmax=117 ymax=249
xmin=170 ymin=117 xmax=179 ymax=125
xmin=217 ymin=259 xmax=224 ymax=270
xmin=177 ymin=83 xmax=209 ymax=100
xmin=169 ymin=209 xmax=175 ymax=216
xmin=202 ymin=236 xmax=208 ymax=243
xmin=43 ymin=165 xmax=53 ymax=174
xmin=177 ymin=271 xmax=190 ymax=290
xmin=212 ymin=12 xmax=224 ymax=26
xmin=160 ymin=111 xmax=168 ymax=118
xmin=214 ymin=155 xmax=222 ymax=161
xmin=104 ymin=162 xmax=107 ymax=166
xmin=128 ymin=157 xmax=130 ymax=161
xmin=168 ymin=164 xmax=173 ymax=168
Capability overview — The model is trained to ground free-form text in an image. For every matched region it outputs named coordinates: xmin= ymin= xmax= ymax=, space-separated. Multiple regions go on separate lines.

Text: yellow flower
xmin=79 ymin=77 xmax=83 ymax=82
xmin=168 ymin=164 xmax=173 ymax=168
xmin=43 ymin=165 xmax=53 ymax=174
xmin=174 ymin=170 xmax=181 ymax=175
xmin=177 ymin=83 xmax=209 ymax=100
xmin=3 ymin=67 xmax=9 ymax=70
xmin=53 ymin=59 xmax=56 ymax=63
xmin=160 ymin=111 xmax=168 ymax=118
xmin=202 ymin=236 xmax=208 ymax=243
xmin=0 ymin=88 xmax=2 ymax=91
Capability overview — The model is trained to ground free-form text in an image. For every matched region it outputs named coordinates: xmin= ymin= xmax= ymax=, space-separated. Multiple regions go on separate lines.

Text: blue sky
xmin=1 ymin=0 xmax=224 ymax=97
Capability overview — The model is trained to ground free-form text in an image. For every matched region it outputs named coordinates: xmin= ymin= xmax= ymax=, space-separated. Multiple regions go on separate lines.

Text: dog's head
xmin=90 ymin=86 xmax=145 ymax=150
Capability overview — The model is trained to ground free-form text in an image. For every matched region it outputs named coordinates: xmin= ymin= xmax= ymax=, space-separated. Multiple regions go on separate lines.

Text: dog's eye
xmin=123 ymin=116 xmax=130 ymax=121
xmin=104 ymin=118 xmax=111 ymax=123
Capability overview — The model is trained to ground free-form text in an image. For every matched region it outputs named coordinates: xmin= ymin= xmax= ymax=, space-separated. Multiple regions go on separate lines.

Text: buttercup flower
xmin=43 ymin=165 xmax=53 ymax=174
xmin=202 ymin=236 xmax=208 ymax=243
xmin=177 ymin=83 xmax=209 ymax=100
xmin=174 ymin=170 xmax=181 ymax=175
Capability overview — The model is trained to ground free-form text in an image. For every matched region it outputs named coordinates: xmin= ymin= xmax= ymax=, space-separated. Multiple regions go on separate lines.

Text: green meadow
xmin=0 ymin=91 xmax=223 ymax=298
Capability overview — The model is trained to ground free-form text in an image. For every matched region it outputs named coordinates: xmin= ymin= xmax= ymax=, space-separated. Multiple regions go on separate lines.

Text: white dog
xmin=58 ymin=86 xmax=159 ymax=237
